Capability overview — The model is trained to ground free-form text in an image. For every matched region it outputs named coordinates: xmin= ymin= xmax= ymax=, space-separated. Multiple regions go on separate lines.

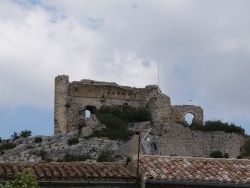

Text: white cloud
xmin=0 ymin=0 xmax=250 ymax=134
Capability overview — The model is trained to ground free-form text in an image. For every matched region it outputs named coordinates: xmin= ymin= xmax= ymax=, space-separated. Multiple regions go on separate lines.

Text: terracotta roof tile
xmin=0 ymin=162 xmax=136 ymax=182
xmin=139 ymin=156 xmax=250 ymax=184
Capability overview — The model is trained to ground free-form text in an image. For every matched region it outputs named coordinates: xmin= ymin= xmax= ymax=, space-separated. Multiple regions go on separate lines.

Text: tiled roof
xmin=0 ymin=162 xmax=136 ymax=182
xmin=139 ymin=156 xmax=250 ymax=184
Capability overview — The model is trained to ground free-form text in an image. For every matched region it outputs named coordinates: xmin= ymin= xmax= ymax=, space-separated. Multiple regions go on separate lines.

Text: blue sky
xmin=0 ymin=0 xmax=250 ymax=139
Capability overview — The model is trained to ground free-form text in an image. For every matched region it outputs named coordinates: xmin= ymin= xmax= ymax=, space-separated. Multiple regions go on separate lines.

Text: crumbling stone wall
xmin=54 ymin=75 xmax=205 ymax=134
xmin=54 ymin=75 xmax=202 ymax=134
xmin=172 ymin=105 xmax=203 ymax=125
xmin=54 ymin=75 xmax=245 ymax=158
xmin=150 ymin=123 xmax=245 ymax=158
xmin=55 ymin=75 xmax=175 ymax=134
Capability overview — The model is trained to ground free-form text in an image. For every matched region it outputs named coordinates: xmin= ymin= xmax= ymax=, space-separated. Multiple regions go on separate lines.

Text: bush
xmin=90 ymin=105 xmax=151 ymax=141
xmin=0 ymin=168 xmax=38 ymax=188
xmin=91 ymin=113 xmax=131 ymax=141
xmin=19 ymin=130 xmax=32 ymax=138
xmin=68 ymin=137 xmax=79 ymax=146
xmin=98 ymin=105 xmax=151 ymax=122
xmin=34 ymin=137 xmax=43 ymax=143
xmin=0 ymin=142 xmax=16 ymax=151
xmin=209 ymin=150 xmax=224 ymax=158
xmin=10 ymin=130 xmax=32 ymax=141
xmin=26 ymin=145 xmax=34 ymax=149
xmin=188 ymin=120 xmax=245 ymax=136
xmin=97 ymin=150 xmax=115 ymax=162
xmin=11 ymin=132 xmax=20 ymax=141
xmin=63 ymin=154 xmax=90 ymax=162
xmin=240 ymin=138 xmax=250 ymax=157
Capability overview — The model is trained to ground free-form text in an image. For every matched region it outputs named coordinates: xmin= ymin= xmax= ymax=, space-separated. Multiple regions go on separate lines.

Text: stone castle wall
xmin=147 ymin=123 xmax=245 ymax=158
xmin=172 ymin=105 xmax=203 ymax=125
xmin=54 ymin=75 xmax=203 ymax=134
xmin=54 ymin=75 xmax=244 ymax=158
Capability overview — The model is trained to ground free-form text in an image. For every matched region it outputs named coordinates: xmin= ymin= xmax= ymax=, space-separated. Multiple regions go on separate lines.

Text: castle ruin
xmin=54 ymin=75 xmax=244 ymax=158
xmin=54 ymin=75 xmax=203 ymax=134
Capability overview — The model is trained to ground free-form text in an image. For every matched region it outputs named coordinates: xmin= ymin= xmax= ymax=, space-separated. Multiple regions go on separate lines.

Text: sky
xmin=0 ymin=0 xmax=250 ymax=139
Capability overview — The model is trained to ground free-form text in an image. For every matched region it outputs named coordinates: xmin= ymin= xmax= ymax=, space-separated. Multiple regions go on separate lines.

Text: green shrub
xmin=11 ymin=132 xmax=20 ymax=141
xmin=38 ymin=150 xmax=48 ymax=161
xmin=237 ymin=155 xmax=243 ymax=159
xmin=239 ymin=138 xmax=250 ymax=158
xmin=68 ymin=137 xmax=79 ymax=146
xmin=91 ymin=113 xmax=131 ymax=141
xmin=88 ymin=105 xmax=151 ymax=141
xmin=97 ymin=150 xmax=115 ymax=162
xmin=10 ymin=130 xmax=32 ymax=141
xmin=98 ymin=105 xmax=151 ymax=122
xmin=20 ymin=130 xmax=32 ymax=138
xmin=63 ymin=153 xmax=90 ymax=162
xmin=0 ymin=168 xmax=38 ymax=188
xmin=0 ymin=142 xmax=16 ymax=151
xmin=188 ymin=120 xmax=245 ymax=136
xmin=34 ymin=137 xmax=43 ymax=143
xmin=209 ymin=150 xmax=224 ymax=158
xmin=26 ymin=145 xmax=34 ymax=149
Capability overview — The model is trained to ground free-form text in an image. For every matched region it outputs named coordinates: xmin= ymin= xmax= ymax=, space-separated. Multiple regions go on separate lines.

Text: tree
xmin=0 ymin=168 xmax=39 ymax=188
xmin=19 ymin=130 xmax=32 ymax=138
xmin=11 ymin=132 xmax=20 ymax=141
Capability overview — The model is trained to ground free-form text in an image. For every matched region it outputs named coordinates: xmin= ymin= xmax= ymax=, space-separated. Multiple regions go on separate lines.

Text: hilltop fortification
xmin=54 ymin=75 xmax=244 ymax=158
xmin=54 ymin=75 xmax=203 ymax=133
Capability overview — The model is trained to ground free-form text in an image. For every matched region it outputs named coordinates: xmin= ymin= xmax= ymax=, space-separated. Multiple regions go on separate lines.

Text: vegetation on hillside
xmin=97 ymin=150 xmax=115 ymax=162
xmin=185 ymin=120 xmax=245 ymax=136
xmin=88 ymin=105 xmax=151 ymax=141
xmin=63 ymin=153 xmax=91 ymax=162
xmin=11 ymin=129 xmax=32 ymax=141
xmin=0 ymin=130 xmax=32 ymax=154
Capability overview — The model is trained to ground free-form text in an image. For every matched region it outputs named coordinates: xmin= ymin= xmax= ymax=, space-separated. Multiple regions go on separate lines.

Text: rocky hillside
xmin=0 ymin=131 xmax=130 ymax=162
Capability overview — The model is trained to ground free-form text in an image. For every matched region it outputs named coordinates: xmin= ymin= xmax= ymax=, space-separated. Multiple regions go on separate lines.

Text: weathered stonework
xmin=172 ymin=105 xmax=203 ymax=125
xmin=147 ymin=123 xmax=245 ymax=158
xmin=54 ymin=75 xmax=244 ymax=158
xmin=54 ymin=75 xmax=203 ymax=134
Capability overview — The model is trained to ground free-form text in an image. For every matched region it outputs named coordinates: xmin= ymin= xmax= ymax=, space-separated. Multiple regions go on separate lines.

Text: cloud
xmin=0 ymin=0 xmax=250 ymax=136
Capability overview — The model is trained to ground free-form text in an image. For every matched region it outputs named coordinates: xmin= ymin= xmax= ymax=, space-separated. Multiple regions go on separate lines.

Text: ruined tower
xmin=54 ymin=75 xmax=69 ymax=134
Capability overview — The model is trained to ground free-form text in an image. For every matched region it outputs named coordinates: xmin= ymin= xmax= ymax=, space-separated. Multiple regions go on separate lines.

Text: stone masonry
xmin=54 ymin=75 xmax=203 ymax=134
xmin=54 ymin=75 xmax=244 ymax=158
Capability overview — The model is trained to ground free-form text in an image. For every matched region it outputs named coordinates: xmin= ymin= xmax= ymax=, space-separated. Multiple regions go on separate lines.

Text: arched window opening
xmin=85 ymin=105 xmax=96 ymax=118
xmin=185 ymin=113 xmax=194 ymax=126
xmin=85 ymin=110 xmax=91 ymax=118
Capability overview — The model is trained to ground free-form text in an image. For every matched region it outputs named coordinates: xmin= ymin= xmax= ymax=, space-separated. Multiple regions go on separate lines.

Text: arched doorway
xmin=185 ymin=113 xmax=194 ymax=126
